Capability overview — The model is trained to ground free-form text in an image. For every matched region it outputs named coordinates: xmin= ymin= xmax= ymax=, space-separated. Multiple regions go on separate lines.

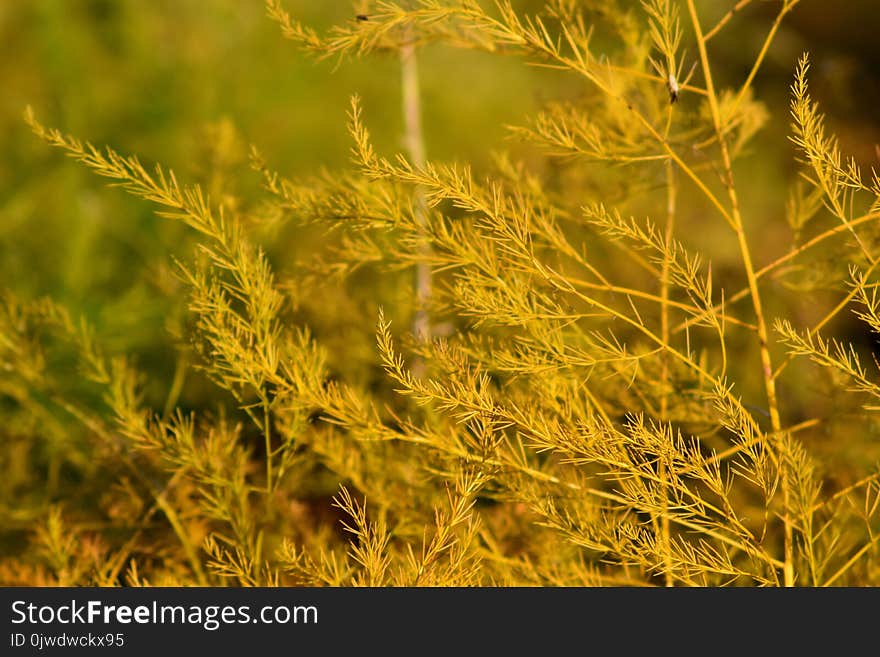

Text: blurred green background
xmin=1 ymin=0 xmax=878 ymax=473
xmin=2 ymin=1 xmax=555 ymax=381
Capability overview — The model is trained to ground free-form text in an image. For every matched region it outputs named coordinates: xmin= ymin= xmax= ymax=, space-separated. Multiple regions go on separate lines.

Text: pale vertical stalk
xmin=686 ymin=0 xmax=793 ymax=587
xmin=659 ymin=159 xmax=677 ymax=587
xmin=401 ymin=31 xmax=431 ymax=378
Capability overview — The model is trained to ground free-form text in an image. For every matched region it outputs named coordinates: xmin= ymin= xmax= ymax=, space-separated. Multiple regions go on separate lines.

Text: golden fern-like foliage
xmin=4 ymin=0 xmax=879 ymax=587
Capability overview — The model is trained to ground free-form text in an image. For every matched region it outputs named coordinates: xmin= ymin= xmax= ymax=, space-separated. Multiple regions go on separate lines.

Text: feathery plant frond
xmin=9 ymin=0 xmax=880 ymax=587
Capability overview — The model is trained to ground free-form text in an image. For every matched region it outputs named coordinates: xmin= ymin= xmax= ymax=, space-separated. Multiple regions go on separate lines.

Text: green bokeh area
xmin=4 ymin=0 xmax=877 ymax=354
xmin=2 ymin=0 xmax=555 ymax=383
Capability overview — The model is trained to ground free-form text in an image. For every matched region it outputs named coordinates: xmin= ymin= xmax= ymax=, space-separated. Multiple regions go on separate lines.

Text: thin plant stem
xmin=162 ymin=354 xmax=188 ymax=421
xmin=823 ymin=533 xmax=880 ymax=587
xmin=55 ymin=398 xmax=208 ymax=585
xmin=659 ymin=156 xmax=677 ymax=587
xmin=774 ymin=258 xmax=880 ymax=380
xmin=687 ymin=0 xmax=793 ymax=586
xmin=673 ymin=210 xmax=880 ymax=335
xmin=401 ymin=30 xmax=432 ymax=378
xmin=730 ymin=1 xmax=801 ymax=116
xmin=703 ymin=0 xmax=753 ymax=42
xmin=452 ymin=4 xmax=737 ymax=228
xmin=153 ymin=484 xmax=209 ymax=586
xmin=263 ymin=397 xmax=273 ymax=494
xmin=566 ymin=275 xmax=756 ymax=330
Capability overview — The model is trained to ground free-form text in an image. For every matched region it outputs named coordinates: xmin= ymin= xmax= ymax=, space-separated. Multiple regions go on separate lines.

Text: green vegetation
xmin=2 ymin=0 xmax=879 ymax=586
